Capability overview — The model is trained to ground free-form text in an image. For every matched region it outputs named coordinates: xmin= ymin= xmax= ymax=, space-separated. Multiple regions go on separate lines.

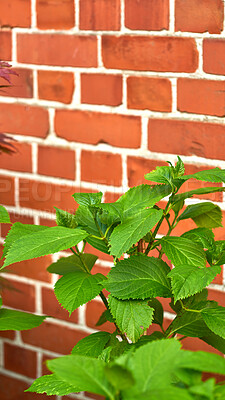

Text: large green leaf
xmin=108 ymin=295 xmax=154 ymax=342
xmin=0 ymin=205 xmax=10 ymax=223
xmin=47 ymin=355 xmax=115 ymax=399
xmin=54 ymin=272 xmax=105 ymax=314
xmin=105 ymin=256 xmax=171 ymax=300
xmin=55 ymin=207 xmax=77 ymax=229
xmin=160 ymin=236 xmax=206 ymax=267
xmin=172 ymin=186 xmax=225 ymax=204
xmin=168 ymin=265 xmax=221 ymax=303
xmin=176 ymin=350 xmax=225 ymax=375
xmin=0 ymin=308 xmax=46 ymax=330
xmin=3 ymin=226 xmax=89 ymax=268
xmin=182 ymin=228 xmax=215 ymax=250
xmin=123 ymin=387 xmax=193 ymax=400
xmin=180 ymin=168 xmax=225 ymax=183
xmin=201 ymin=332 xmax=225 ymax=354
xmin=201 ymin=307 xmax=225 ymax=339
xmin=3 ymin=222 xmax=48 ymax=258
xmin=145 ymin=166 xmax=173 ymax=185
xmin=47 ymin=253 xmax=98 ymax=275
xmin=148 ymin=298 xmax=164 ymax=327
xmin=25 ymin=374 xmax=78 ymax=396
xmin=109 ymin=209 xmax=163 ymax=258
xmin=71 ymin=331 xmax=111 ymax=357
xmin=105 ymin=364 xmax=134 ymax=391
xmin=178 ymin=202 xmax=222 ymax=228
xmin=167 ymin=308 xmax=211 ymax=338
xmin=73 ymin=192 xmax=103 ymax=206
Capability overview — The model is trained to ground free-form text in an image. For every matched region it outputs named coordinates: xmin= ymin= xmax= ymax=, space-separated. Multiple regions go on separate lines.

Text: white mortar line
xmin=11 ymin=29 xmax=17 ymax=63
xmin=14 ymin=176 xmax=19 ymax=208
xmin=120 ymin=0 xmax=125 ymax=30
xmin=97 ymin=34 xmax=103 ymax=67
xmin=169 ymin=0 xmax=175 ymax=33
xmin=140 ymin=116 xmax=148 ymax=151
xmin=31 ymin=0 xmax=37 ymax=29
xmin=75 ymin=147 xmax=81 ymax=185
xmin=122 ymin=153 xmax=129 ymax=192
xmin=75 ymin=0 xmax=80 ymax=30
xmin=0 ymin=341 xmax=4 ymax=368
xmin=31 ymin=142 xmax=38 ymax=174
xmin=196 ymin=38 xmax=204 ymax=74
xmin=72 ymin=71 xmax=81 ymax=105
xmin=36 ymin=350 xmax=42 ymax=378
xmin=171 ymin=77 xmax=177 ymax=113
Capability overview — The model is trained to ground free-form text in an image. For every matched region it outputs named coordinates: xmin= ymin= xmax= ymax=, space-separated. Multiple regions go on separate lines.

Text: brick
xmin=104 ymin=192 xmax=124 ymax=202
xmin=4 ymin=343 xmax=37 ymax=378
xmin=21 ymin=321 xmax=87 ymax=354
xmin=127 ymin=157 xmax=167 ymax=187
xmin=214 ymin=211 xmax=225 ymax=241
xmin=38 ymin=70 xmax=74 ymax=104
xmin=41 ymin=353 xmax=55 ymax=375
xmin=42 ymin=287 xmax=78 ymax=323
xmin=80 ymin=0 xmax=120 ymax=30
xmin=127 ymin=76 xmax=172 ymax=112
xmin=181 ymin=337 xmax=223 ymax=355
xmin=0 ymin=68 xmax=33 ymax=98
xmin=148 ymin=119 xmax=225 ymax=160
xmin=55 ymin=110 xmax=141 ymax=148
xmin=177 ymin=79 xmax=225 ymax=117
xmin=0 ymin=176 xmax=15 ymax=206
xmin=39 ymin=218 xmax=56 ymax=227
xmin=85 ymin=393 xmax=105 ymax=400
xmin=84 ymin=243 xmax=113 ymax=263
xmin=0 ymin=103 xmax=49 ymax=138
xmin=0 ymin=0 xmax=31 ymax=28
xmin=37 ymin=0 xmax=75 ymax=29
xmin=208 ymin=289 xmax=225 ymax=307
xmin=19 ymin=179 xmax=77 ymax=214
xmin=0 ymin=31 xmax=12 ymax=61
xmin=102 ymin=36 xmax=198 ymax=72
xmin=2 ymin=279 xmax=35 ymax=312
xmin=6 ymin=256 xmax=52 ymax=283
xmin=38 ymin=145 xmax=76 ymax=180
xmin=175 ymin=0 xmax=223 ymax=34
xmin=0 ymin=142 xmax=32 ymax=173
xmin=125 ymin=0 xmax=169 ymax=30
xmin=203 ymin=39 xmax=225 ymax=76
xmin=81 ymin=73 xmax=122 ymax=106
xmin=81 ymin=150 xmax=122 ymax=186
xmin=17 ymin=34 xmax=97 ymax=67
xmin=0 ymin=330 xmax=15 ymax=339
xmin=86 ymin=300 xmax=115 ymax=333
xmin=0 ymin=374 xmax=56 ymax=400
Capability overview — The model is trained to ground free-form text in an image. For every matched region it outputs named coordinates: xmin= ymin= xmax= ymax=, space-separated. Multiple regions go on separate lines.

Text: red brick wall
xmin=0 ymin=1 xmax=225 ymax=399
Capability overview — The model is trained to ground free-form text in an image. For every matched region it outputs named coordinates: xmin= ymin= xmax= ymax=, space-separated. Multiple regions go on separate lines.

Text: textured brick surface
xmin=4 ymin=343 xmax=37 ymax=378
xmin=0 ymin=31 xmax=12 ymax=60
xmin=2 ymin=279 xmax=36 ymax=312
xmin=203 ymin=39 xmax=225 ymax=75
xmin=38 ymin=145 xmax=76 ymax=180
xmin=0 ymin=142 xmax=32 ymax=172
xmin=125 ymin=0 xmax=169 ymax=30
xmin=81 ymin=73 xmax=122 ymax=106
xmin=80 ymin=0 xmax=120 ymax=30
xmin=0 ymin=0 xmax=31 ymax=28
xmin=38 ymin=70 xmax=74 ymax=104
xmin=0 ymin=68 xmax=33 ymax=98
xmin=36 ymin=0 xmax=75 ymax=30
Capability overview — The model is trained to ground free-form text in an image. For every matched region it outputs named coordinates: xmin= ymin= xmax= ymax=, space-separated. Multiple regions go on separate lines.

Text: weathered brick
xmin=36 ymin=0 xmax=75 ymax=30
xmin=17 ymin=34 xmax=97 ymax=67
xmin=175 ymin=0 xmax=224 ymax=34
xmin=148 ymin=119 xmax=225 ymax=160
xmin=38 ymin=70 xmax=74 ymax=104
xmin=127 ymin=157 xmax=167 ymax=186
xmin=125 ymin=0 xmax=169 ymax=30
xmin=177 ymin=78 xmax=225 ymax=117
xmin=0 ymin=374 xmax=56 ymax=400
xmin=0 ymin=176 xmax=15 ymax=206
xmin=4 ymin=343 xmax=37 ymax=378
xmin=80 ymin=0 xmax=120 ymax=30
xmin=55 ymin=110 xmax=141 ymax=148
xmin=0 ymin=103 xmax=49 ymax=138
xmin=203 ymin=39 xmax=225 ymax=76
xmin=6 ymin=256 xmax=52 ymax=283
xmin=86 ymin=300 xmax=115 ymax=333
xmin=0 ymin=142 xmax=32 ymax=173
xmin=19 ymin=179 xmax=77 ymax=213
xmin=0 ymin=0 xmax=31 ymax=28
xmin=2 ymin=279 xmax=35 ymax=312
xmin=21 ymin=321 xmax=87 ymax=354
xmin=38 ymin=145 xmax=76 ymax=180
xmin=0 ymin=68 xmax=33 ymax=98
xmin=0 ymin=31 xmax=12 ymax=60
xmin=127 ymin=76 xmax=172 ymax=112
xmin=42 ymin=287 xmax=78 ymax=323
xmin=102 ymin=36 xmax=198 ymax=72
xmin=81 ymin=150 xmax=122 ymax=186
xmin=81 ymin=73 xmax=122 ymax=106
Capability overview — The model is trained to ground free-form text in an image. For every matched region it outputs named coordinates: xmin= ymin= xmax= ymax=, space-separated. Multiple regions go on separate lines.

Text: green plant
xmin=2 ymin=157 xmax=225 ymax=399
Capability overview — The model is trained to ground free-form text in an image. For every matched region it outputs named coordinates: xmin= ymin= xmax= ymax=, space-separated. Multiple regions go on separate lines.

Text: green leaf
xmin=178 ymin=202 xmax=222 ymax=228
xmin=180 ymin=168 xmax=225 ymax=183
xmin=54 ymin=272 xmax=105 ymax=314
xmin=3 ymin=222 xmax=48 ymax=258
xmin=201 ymin=332 xmax=225 ymax=354
xmin=0 ymin=297 xmax=2 ymax=308
xmin=105 ymin=365 xmax=134 ymax=390
xmin=105 ymin=255 xmax=171 ymax=300
xmin=123 ymin=387 xmax=193 ymax=400
xmin=55 ymin=207 xmax=77 ymax=229
xmin=201 ymin=307 xmax=225 ymax=339
xmin=145 ymin=166 xmax=173 ymax=185
xmin=172 ymin=186 xmax=225 ymax=204
xmin=0 ymin=308 xmax=46 ymax=330
xmin=3 ymin=226 xmax=89 ymax=268
xmin=71 ymin=332 xmax=111 ymax=357
xmin=25 ymin=374 xmax=78 ymax=396
xmin=176 ymin=350 xmax=225 ymax=375
xmin=174 ymin=156 xmax=185 ymax=177
xmin=168 ymin=265 xmax=221 ymax=303
xmin=73 ymin=192 xmax=103 ymax=206
xmin=96 ymin=309 xmax=115 ymax=326
xmin=148 ymin=298 xmax=164 ymax=326
xmin=108 ymin=295 xmax=154 ymax=342
xmin=47 ymin=355 xmax=115 ymax=399
xmin=135 ymin=331 xmax=165 ymax=348
xmin=182 ymin=228 xmax=215 ymax=250
xmin=47 ymin=253 xmax=98 ymax=275
xmin=123 ymin=339 xmax=181 ymax=397
xmin=214 ymin=383 xmax=225 ymax=399
xmin=0 ymin=205 xmax=10 ymax=223
xmin=160 ymin=236 xmax=206 ymax=267
xmin=109 ymin=209 xmax=163 ymax=258
xmin=168 ymin=306 xmax=211 ymax=337
xmin=189 ymin=378 xmax=215 ymax=399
